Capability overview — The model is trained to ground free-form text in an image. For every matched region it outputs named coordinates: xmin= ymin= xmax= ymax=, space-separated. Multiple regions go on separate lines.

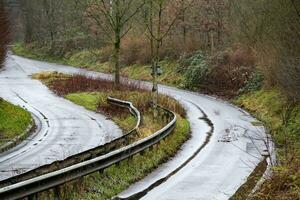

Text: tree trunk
xmin=182 ymin=9 xmax=187 ymax=45
xmin=149 ymin=0 xmax=154 ymax=59
xmin=0 ymin=3 xmax=9 ymax=66
xmin=114 ymin=33 xmax=121 ymax=86
xmin=210 ymin=31 xmax=214 ymax=54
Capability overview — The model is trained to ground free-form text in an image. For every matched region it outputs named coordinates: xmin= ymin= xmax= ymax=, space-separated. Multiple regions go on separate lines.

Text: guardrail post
xmin=140 ymin=149 xmax=145 ymax=156
xmin=27 ymin=194 xmax=37 ymax=200
xmin=148 ymin=144 xmax=153 ymax=152
xmin=54 ymin=186 xmax=60 ymax=200
xmin=98 ymin=168 xmax=104 ymax=174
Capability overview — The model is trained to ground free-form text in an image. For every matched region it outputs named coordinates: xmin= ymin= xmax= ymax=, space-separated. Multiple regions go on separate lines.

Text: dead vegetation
xmin=34 ymin=72 xmax=185 ymax=118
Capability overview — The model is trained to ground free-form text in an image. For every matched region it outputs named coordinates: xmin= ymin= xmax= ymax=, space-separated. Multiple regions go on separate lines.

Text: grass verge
xmin=234 ymin=89 xmax=300 ymax=200
xmin=0 ymin=99 xmax=32 ymax=148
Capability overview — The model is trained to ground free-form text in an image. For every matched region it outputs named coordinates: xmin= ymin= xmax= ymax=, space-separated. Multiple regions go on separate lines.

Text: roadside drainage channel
xmin=116 ymin=100 xmax=214 ymax=200
xmin=229 ymin=157 xmax=268 ymax=200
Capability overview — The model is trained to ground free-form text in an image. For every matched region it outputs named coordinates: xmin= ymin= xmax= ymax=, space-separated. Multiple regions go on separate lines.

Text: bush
xmin=199 ymin=47 xmax=257 ymax=97
xmin=182 ymin=51 xmax=209 ymax=89
xmin=239 ymin=71 xmax=264 ymax=94
xmin=120 ymin=34 xmax=205 ymax=66
xmin=121 ymin=35 xmax=151 ymax=65
xmin=229 ymin=47 xmax=255 ymax=67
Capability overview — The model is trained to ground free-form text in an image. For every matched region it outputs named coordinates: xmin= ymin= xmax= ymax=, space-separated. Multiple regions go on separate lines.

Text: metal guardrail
xmin=0 ymin=97 xmax=141 ymax=188
xmin=0 ymin=99 xmax=176 ymax=200
xmin=107 ymin=97 xmax=141 ymax=133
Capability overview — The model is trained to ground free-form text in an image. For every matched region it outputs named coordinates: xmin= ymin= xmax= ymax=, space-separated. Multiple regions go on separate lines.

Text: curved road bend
xmin=0 ymin=55 xmax=122 ymax=181
xmin=6 ymin=55 xmax=267 ymax=200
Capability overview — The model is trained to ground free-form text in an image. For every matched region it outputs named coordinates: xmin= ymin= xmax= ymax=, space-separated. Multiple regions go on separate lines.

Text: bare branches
xmin=87 ymin=0 xmax=145 ymax=41
xmin=85 ymin=0 xmax=145 ymax=85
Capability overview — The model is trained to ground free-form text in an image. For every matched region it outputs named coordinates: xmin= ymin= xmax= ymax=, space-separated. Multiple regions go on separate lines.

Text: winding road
xmin=0 ymin=54 xmax=122 ymax=181
xmin=0 ymin=54 xmax=268 ymax=200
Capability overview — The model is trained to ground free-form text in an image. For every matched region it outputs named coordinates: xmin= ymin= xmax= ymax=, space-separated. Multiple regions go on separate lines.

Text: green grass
xmin=0 ymin=99 xmax=32 ymax=146
xmin=235 ymin=89 xmax=300 ymax=146
xmin=65 ymin=92 xmax=100 ymax=111
xmin=122 ymin=60 xmax=184 ymax=86
xmin=64 ymin=91 xmax=174 ymax=135
xmin=235 ymin=89 xmax=300 ymax=200
xmin=65 ymin=92 xmax=137 ymax=132
xmin=12 ymin=42 xmax=69 ymax=65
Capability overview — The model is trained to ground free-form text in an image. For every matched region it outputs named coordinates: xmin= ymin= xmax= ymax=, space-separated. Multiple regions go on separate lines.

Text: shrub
xmin=239 ymin=71 xmax=264 ymax=94
xmin=180 ymin=50 xmax=207 ymax=68
xmin=182 ymin=51 xmax=209 ymax=89
xmin=229 ymin=47 xmax=255 ymax=67
xmin=212 ymin=65 xmax=253 ymax=87
xmin=199 ymin=47 xmax=257 ymax=96
xmin=39 ymin=74 xmax=146 ymax=96
xmin=121 ymin=35 xmax=151 ymax=65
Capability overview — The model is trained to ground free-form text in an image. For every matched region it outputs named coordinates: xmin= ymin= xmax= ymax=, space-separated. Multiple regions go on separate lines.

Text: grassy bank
xmin=13 ymin=43 xmax=184 ymax=87
xmin=13 ymin=43 xmax=263 ymax=99
xmin=65 ymin=92 xmax=164 ymax=134
xmin=12 ymin=43 xmax=69 ymax=65
xmin=235 ymin=90 xmax=300 ymax=200
xmin=32 ymin=72 xmax=190 ymax=200
xmin=0 ymin=99 xmax=32 ymax=147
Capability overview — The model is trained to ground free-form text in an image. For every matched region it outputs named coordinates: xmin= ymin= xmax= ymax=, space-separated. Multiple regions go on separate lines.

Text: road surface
xmin=0 ymin=55 xmax=122 ymax=181
xmin=0 ymin=55 xmax=268 ymax=199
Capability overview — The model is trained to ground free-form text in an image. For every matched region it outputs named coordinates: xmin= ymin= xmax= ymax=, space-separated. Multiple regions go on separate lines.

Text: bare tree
xmin=143 ymin=0 xmax=194 ymax=117
xmin=86 ymin=0 xmax=145 ymax=85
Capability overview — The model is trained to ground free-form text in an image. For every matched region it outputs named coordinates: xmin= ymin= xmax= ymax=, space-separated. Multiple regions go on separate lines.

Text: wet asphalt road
xmin=0 ymin=55 xmax=122 ymax=181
